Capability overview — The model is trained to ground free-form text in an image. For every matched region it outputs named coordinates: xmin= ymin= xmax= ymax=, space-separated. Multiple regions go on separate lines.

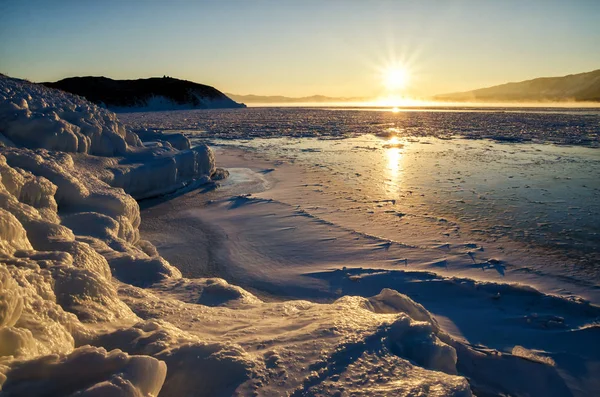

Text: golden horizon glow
xmin=375 ymin=56 xmax=417 ymax=104
xmin=3 ymin=3 xmax=598 ymax=99
xmin=384 ymin=67 xmax=410 ymax=91
xmin=372 ymin=95 xmax=428 ymax=108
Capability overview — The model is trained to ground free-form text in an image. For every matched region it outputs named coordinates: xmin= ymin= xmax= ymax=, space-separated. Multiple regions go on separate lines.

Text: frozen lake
xmin=121 ymin=106 xmax=600 ymax=145
xmin=122 ymin=107 xmax=600 ymax=286
xmin=209 ymin=136 xmax=600 ymax=281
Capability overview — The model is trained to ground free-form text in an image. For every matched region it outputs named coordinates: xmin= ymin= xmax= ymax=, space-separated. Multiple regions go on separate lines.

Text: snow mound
xmin=151 ymin=278 xmax=262 ymax=307
xmin=367 ymin=288 xmax=440 ymax=331
xmin=1 ymin=346 xmax=166 ymax=397
xmin=91 ymin=319 xmax=257 ymax=397
xmin=134 ymin=129 xmax=191 ymax=150
xmin=107 ymin=143 xmax=215 ymax=200
xmin=511 ymin=345 xmax=556 ymax=366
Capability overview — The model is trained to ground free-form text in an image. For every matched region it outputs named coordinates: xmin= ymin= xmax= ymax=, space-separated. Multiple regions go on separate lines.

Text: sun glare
xmin=384 ymin=67 xmax=410 ymax=91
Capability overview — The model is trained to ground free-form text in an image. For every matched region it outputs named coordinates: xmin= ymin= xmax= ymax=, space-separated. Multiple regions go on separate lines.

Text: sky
xmin=1 ymin=0 xmax=599 ymax=98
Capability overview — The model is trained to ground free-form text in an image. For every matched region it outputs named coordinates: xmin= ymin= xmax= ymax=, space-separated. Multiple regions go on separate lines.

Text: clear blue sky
xmin=1 ymin=0 xmax=599 ymax=97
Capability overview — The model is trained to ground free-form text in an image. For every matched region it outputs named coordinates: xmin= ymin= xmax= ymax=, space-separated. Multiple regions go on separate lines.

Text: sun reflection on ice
xmin=385 ymin=136 xmax=404 ymax=197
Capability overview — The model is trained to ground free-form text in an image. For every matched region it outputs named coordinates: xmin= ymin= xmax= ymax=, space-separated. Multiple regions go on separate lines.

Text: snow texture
xmin=0 ymin=76 xmax=141 ymax=156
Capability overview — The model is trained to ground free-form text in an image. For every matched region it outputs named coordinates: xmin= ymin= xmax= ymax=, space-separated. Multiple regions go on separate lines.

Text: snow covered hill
xmin=43 ymin=76 xmax=246 ymax=112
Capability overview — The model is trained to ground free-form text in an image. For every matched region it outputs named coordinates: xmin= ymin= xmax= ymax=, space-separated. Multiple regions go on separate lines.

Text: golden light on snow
xmin=385 ymin=135 xmax=404 ymax=195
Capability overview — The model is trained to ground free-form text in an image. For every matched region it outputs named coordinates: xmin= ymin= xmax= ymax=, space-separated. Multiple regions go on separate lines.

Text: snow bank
xmin=0 ymin=76 xmax=141 ymax=156
xmin=90 ymin=319 xmax=257 ymax=397
xmin=134 ymin=129 xmax=191 ymax=150
xmin=1 ymin=346 xmax=166 ymax=397
xmin=107 ymin=144 xmax=215 ymax=200
xmin=0 ymin=74 xmax=476 ymax=395
xmin=0 ymin=76 xmax=216 ymax=200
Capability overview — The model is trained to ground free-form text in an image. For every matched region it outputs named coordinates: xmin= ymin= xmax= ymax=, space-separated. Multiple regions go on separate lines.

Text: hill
xmin=43 ymin=76 xmax=246 ymax=111
xmin=434 ymin=69 xmax=600 ymax=103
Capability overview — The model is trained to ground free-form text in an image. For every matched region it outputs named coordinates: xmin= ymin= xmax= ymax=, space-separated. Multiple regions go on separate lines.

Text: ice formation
xmin=0 ymin=76 xmax=139 ymax=156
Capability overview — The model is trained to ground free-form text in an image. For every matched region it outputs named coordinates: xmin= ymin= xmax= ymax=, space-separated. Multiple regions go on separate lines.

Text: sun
xmin=384 ymin=67 xmax=410 ymax=90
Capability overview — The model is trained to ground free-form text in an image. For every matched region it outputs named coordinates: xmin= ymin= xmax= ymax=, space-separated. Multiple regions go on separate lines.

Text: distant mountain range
xmin=225 ymin=93 xmax=366 ymax=104
xmin=434 ymin=69 xmax=600 ymax=103
xmin=43 ymin=76 xmax=245 ymax=111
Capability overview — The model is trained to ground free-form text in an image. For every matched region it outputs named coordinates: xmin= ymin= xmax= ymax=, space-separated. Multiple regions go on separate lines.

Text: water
xmin=120 ymin=107 xmax=600 ymax=281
